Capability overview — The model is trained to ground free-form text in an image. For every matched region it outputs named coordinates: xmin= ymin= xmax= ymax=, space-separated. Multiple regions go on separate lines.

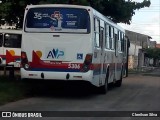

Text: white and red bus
xmin=0 ymin=29 xmax=22 ymax=68
xmin=21 ymin=4 xmax=128 ymax=93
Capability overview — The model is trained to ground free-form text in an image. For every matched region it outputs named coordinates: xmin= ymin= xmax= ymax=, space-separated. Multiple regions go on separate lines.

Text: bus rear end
xmin=21 ymin=5 xmax=94 ymax=84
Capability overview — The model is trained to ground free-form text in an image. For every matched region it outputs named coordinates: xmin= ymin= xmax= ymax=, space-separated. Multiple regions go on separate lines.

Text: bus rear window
xmin=25 ymin=7 xmax=90 ymax=33
xmin=4 ymin=34 xmax=21 ymax=48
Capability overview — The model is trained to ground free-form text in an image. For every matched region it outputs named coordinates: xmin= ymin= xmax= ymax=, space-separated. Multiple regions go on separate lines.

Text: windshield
xmin=4 ymin=34 xmax=21 ymax=48
xmin=25 ymin=7 xmax=90 ymax=33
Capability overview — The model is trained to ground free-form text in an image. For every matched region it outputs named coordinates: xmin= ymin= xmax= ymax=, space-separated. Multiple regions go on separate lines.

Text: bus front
xmin=21 ymin=5 xmax=94 ymax=84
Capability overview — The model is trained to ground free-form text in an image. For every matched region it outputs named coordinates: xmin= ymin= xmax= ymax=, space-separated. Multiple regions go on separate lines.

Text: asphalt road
xmin=0 ymin=69 xmax=160 ymax=120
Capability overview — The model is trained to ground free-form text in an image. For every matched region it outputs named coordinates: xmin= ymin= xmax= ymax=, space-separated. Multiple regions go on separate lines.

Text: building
xmin=156 ymin=44 xmax=160 ymax=48
xmin=125 ymin=30 xmax=152 ymax=49
xmin=150 ymin=41 xmax=157 ymax=48
xmin=125 ymin=30 xmax=153 ymax=69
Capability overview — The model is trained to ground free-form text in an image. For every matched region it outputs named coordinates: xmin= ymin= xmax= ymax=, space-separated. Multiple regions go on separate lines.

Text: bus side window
xmin=118 ymin=31 xmax=122 ymax=52
xmin=114 ymin=33 xmax=118 ymax=56
xmin=0 ymin=33 xmax=3 ymax=47
xmin=109 ymin=26 xmax=112 ymax=49
xmin=105 ymin=24 xmax=109 ymax=49
xmin=121 ymin=33 xmax=124 ymax=52
xmin=94 ymin=18 xmax=100 ymax=47
xmin=112 ymin=27 xmax=114 ymax=50
xmin=109 ymin=26 xmax=114 ymax=49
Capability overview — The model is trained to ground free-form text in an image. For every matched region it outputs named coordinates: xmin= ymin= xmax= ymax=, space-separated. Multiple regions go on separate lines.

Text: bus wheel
xmin=115 ymin=70 xmax=122 ymax=87
xmin=99 ymin=73 xmax=109 ymax=94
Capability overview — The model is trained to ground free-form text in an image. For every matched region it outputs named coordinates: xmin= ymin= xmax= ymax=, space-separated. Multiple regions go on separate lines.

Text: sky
xmin=118 ymin=0 xmax=160 ymax=43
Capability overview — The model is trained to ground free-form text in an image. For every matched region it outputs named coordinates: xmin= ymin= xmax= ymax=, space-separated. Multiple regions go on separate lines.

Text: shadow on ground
xmin=24 ymin=80 xmax=116 ymax=99
xmin=25 ymin=80 xmax=98 ymax=98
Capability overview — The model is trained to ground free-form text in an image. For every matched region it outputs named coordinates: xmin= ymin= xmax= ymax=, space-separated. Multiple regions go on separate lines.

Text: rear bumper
xmin=21 ymin=68 xmax=93 ymax=83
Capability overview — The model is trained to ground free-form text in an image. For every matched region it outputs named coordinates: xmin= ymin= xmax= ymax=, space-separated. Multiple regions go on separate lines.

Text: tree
xmin=145 ymin=48 xmax=160 ymax=66
xmin=145 ymin=48 xmax=160 ymax=59
xmin=0 ymin=0 xmax=151 ymax=28
xmin=0 ymin=0 xmax=41 ymax=28
xmin=93 ymin=0 xmax=151 ymax=24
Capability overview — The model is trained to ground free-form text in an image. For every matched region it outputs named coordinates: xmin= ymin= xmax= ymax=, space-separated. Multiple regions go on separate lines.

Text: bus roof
xmin=26 ymin=4 xmax=91 ymax=9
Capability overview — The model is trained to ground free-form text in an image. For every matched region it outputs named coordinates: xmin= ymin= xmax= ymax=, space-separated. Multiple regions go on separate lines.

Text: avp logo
xmin=47 ymin=48 xmax=64 ymax=59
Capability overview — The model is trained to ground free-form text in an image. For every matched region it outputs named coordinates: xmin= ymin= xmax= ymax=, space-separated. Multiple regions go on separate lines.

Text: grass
xmin=0 ymin=76 xmax=31 ymax=105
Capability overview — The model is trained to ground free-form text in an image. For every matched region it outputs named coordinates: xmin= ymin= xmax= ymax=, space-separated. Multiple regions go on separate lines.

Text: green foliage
xmin=0 ymin=0 xmax=151 ymax=28
xmin=145 ymin=48 xmax=160 ymax=60
xmin=93 ymin=0 xmax=151 ymax=24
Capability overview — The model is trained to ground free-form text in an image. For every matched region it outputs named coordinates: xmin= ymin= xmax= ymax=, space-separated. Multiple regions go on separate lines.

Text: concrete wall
xmin=128 ymin=43 xmax=142 ymax=69
xmin=129 ymin=43 xmax=142 ymax=56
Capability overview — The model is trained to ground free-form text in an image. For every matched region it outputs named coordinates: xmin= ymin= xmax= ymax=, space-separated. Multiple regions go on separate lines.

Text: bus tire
xmin=99 ymin=71 xmax=109 ymax=94
xmin=115 ymin=69 xmax=123 ymax=87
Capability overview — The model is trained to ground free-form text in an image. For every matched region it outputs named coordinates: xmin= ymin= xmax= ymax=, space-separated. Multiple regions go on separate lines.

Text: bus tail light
xmin=21 ymin=51 xmax=29 ymax=69
xmin=81 ymin=54 xmax=93 ymax=72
